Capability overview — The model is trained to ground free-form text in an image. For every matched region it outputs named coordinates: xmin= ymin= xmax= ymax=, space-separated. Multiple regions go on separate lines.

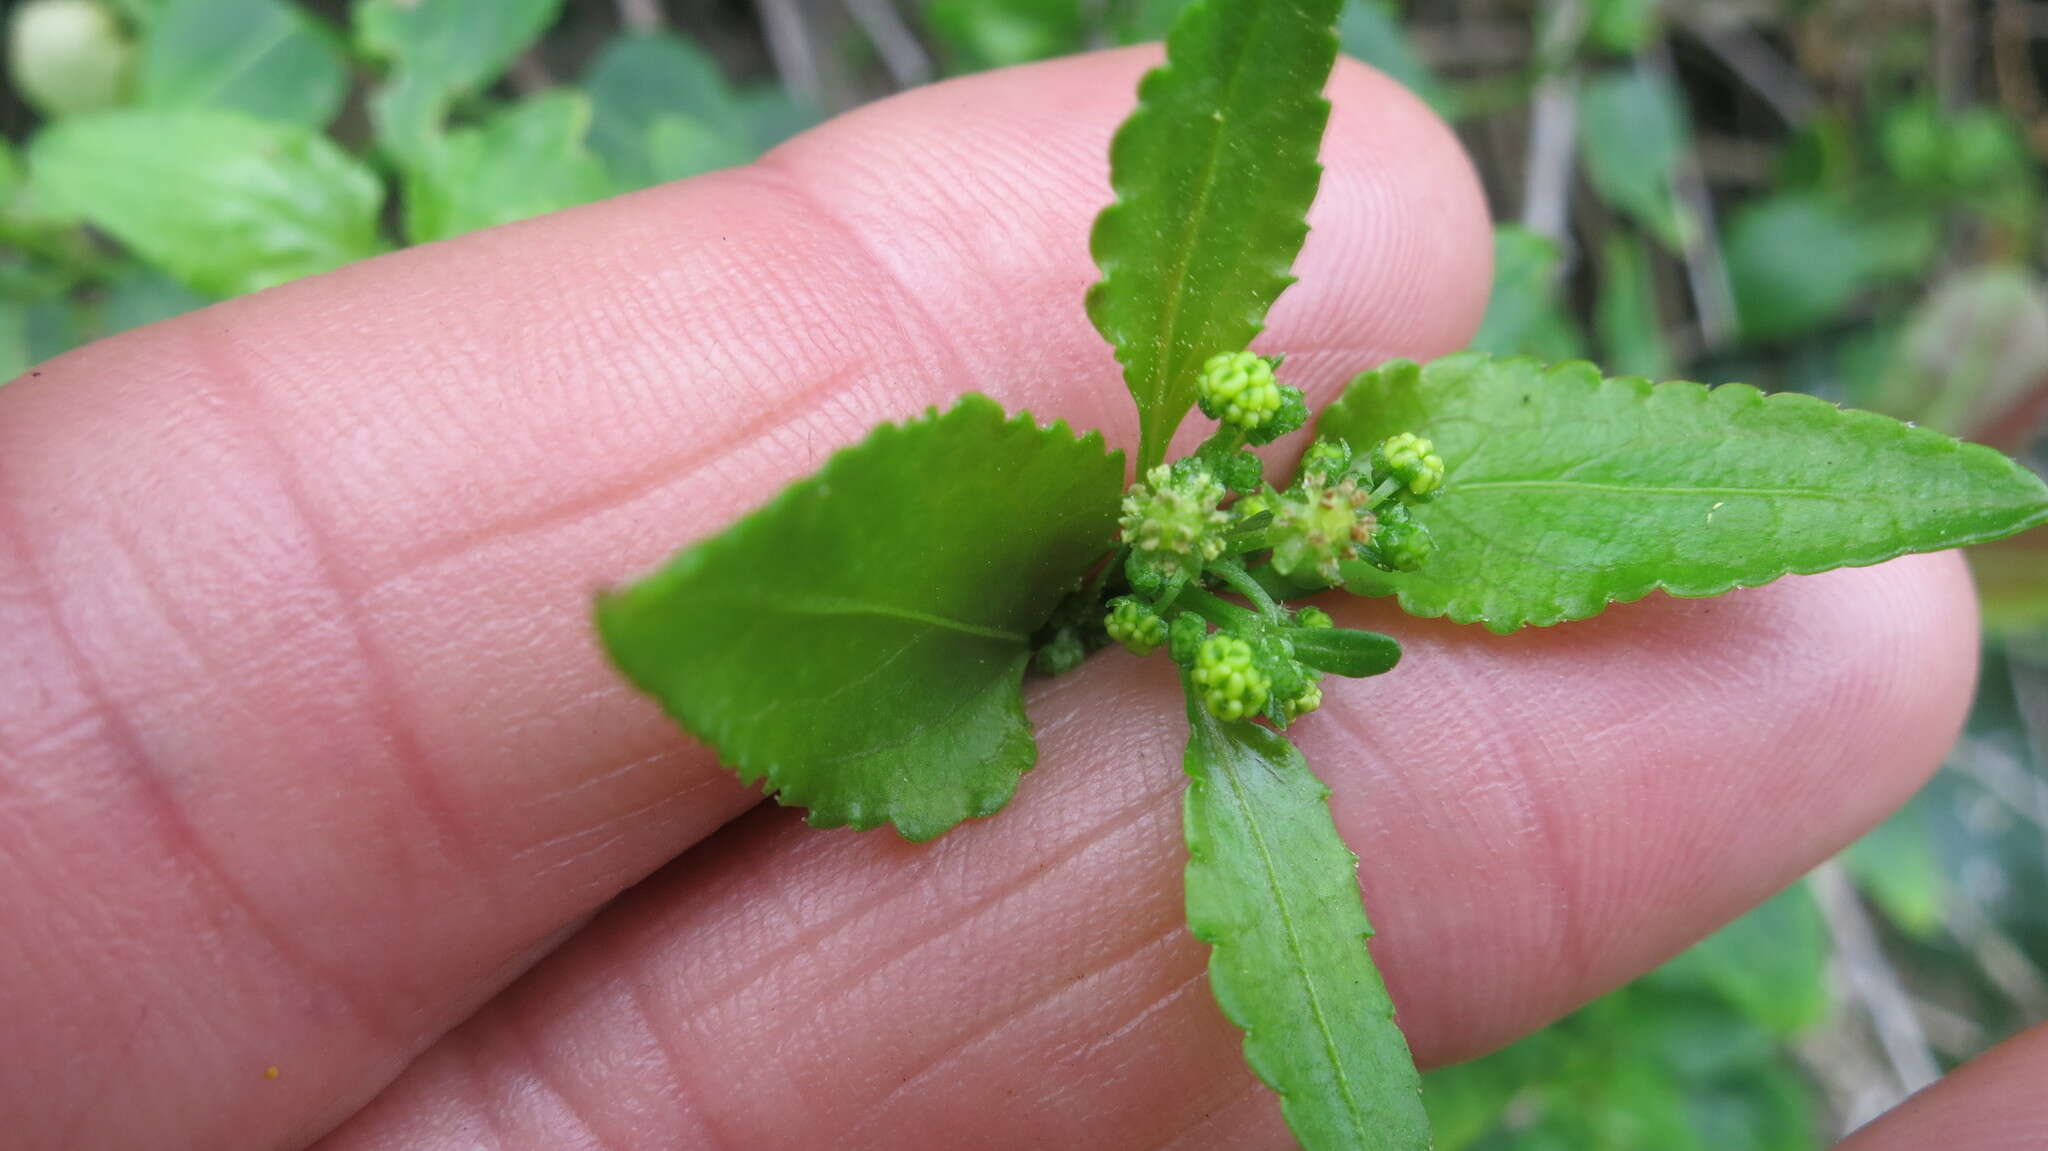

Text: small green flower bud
xmin=1119 ymin=464 xmax=1230 ymax=584
xmin=1034 ymin=629 xmax=1087 ymax=677
xmin=1234 ymin=493 xmax=1271 ymax=523
xmin=1197 ymin=351 xmax=1284 ymax=430
xmin=1193 ymin=441 xmax=1265 ymax=492
xmin=1267 ymin=476 xmax=1375 ymax=587
xmin=1371 ymin=432 xmax=1446 ymax=501
xmin=1191 ymin=634 xmax=1272 ymax=722
xmin=1283 ymin=680 xmax=1324 ymax=720
xmin=1371 ymin=515 xmax=1436 ymax=572
xmin=1104 ymin=596 xmax=1168 ymax=656
xmin=1298 ymin=438 xmax=1353 ymax=482
xmin=1294 ymin=605 xmax=1333 ymax=630
xmin=1168 ymin=612 xmax=1210 ymax=664
xmin=1258 ymin=636 xmax=1308 ymax=704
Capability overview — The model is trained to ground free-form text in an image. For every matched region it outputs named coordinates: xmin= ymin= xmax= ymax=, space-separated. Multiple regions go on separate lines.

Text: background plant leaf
xmin=1596 ymin=230 xmax=1673 ymax=379
xmin=584 ymin=32 xmax=749 ymax=187
xmin=1183 ymin=697 xmax=1430 ymax=1150
xmin=596 ymin=396 xmax=1122 ymax=842
xmin=400 ymin=92 xmax=616 ymax=244
xmin=139 ymin=0 xmax=348 ymax=128
xmin=1321 ymin=354 xmax=2048 ymax=632
xmin=1470 ymin=224 xmax=1586 ymax=362
xmin=1086 ymin=0 xmax=1342 ymax=471
xmin=1576 ymin=67 xmax=1690 ymax=248
xmin=353 ymin=0 xmax=565 ymax=162
xmin=27 ymin=108 xmax=383 ymax=296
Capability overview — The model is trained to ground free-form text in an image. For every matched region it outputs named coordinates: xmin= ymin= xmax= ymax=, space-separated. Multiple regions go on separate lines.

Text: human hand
xmin=0 ymin=48 xmax=2015 ymax=1149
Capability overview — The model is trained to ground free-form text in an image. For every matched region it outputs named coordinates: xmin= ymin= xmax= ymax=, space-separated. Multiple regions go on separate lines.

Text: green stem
xmin=1208 ymin=559 xmax=1285 ymax=622
xmin=1365 ymin=477 xmax=1402 ymax=509
xmin=1174 ymin=586 xmax=1261 ymax=630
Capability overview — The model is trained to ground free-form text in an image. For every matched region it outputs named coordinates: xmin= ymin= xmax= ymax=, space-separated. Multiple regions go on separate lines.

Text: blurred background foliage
xmin=3 ymin=0 xmax=2045 ymax=1144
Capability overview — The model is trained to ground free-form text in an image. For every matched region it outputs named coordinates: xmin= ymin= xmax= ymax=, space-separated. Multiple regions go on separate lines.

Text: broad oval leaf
xmin=140 ymin=0 xmax=349 ymax=128
xmin=401 ymin=91 xmax=616 ymax=244
xmin=1321 ymin=354 xmax=2048 ymax=633
xmin=583 ymin=32 xmax=749 ymax=188
xmin=28 ymin=109 xmax=384 ymax=296
xmin=354 ymin=0 xmax=565 ymax=162
xmin=596 ymin=396 xmax=1123 ymax=842
xmin=1183 ymin=696 xmax=1429 ymax=1150
xmin=1087 ymin=0 xmax=1342 ymax=471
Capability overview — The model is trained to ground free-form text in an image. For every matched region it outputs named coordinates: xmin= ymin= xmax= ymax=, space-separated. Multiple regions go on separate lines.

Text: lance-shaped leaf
xmin=595 ymin=396 xmax=1122 ymax=842
xmin=1287 ymin=626 xmax=1401 ymax=679
xmin=1087 ymin=0 xmax=1342 ymax=472
xmin=1183 ymin=694 xmax=1429 ymax=1150
xmin=1321 ymin=354 xmax=2048 ymax=633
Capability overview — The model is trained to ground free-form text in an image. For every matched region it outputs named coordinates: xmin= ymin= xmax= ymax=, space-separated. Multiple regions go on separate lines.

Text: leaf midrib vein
xmin=1143 ymin=0 xmax=1284 ymax=421
xmin=1455 ymin=478 xmax=1851 ymax=499
xmin=754 ymin=593 xmax=1026 ymax=642
xmin=1217 ymin=738 xmax=1369 ymax=1138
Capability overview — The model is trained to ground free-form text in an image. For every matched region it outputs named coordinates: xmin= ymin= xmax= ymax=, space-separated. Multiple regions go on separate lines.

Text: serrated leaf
xmin=596 ymin=396 xmax=1122 ymax=842
xmin=401 ymin=92 xmax=617 ymax=244
xmin=1087 ymin=0 xmax=1342 ymax=471
xmin=139 ymin=0 xmax=348 ymax=127
xmin=354 ymin=0 xmax=564 ymax=162
xmin=1321 ymin=354 xmax=2048 ymax=633
xmin=27 ymin=109 xmax=384 ymax=296
xmin=1182 ymin=696 xmax=1428 ymax=1151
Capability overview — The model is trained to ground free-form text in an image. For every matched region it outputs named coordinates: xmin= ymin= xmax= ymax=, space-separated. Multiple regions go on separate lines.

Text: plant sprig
xmin=594 ymin=0 xmax=2048 ymax=1145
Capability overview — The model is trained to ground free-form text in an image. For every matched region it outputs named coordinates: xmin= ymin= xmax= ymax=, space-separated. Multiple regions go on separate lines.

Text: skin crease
xmin=0 ymin=43 xmax=2012 ymax=1151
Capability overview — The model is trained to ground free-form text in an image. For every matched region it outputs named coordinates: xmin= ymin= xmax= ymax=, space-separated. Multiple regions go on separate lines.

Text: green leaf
xmin=1587 ymin=0 xmax=1661 ymax=55
xmin=1576 ymin=68 xmax=1690 ymax=249
xmin=1182 ymin=697 xmax=1428 ymax=1151
xmin=0 ymin=138 xmax=20 ymax=204
xmin=596 ymin=396 xmax=1122 ymax=842
xmin=401 ymin=92 xmax=616 ymax=244
xmin=1288 ymin=626 xmax=1401 ymax=678
xmin=926 ymin=0 xmax=1086 ymax=72
xmin=354 ymin=0 xmax=564 ymax=161
xmin=1843 ymin=803 xmax=1947 ymax=940
xmin=1320 ymin=354 xmax=2048 ymax=633
xmin=28 ymin=109 xmax=384 ymax=296
xmin=95 ymin=263 xmax=209 ymax=336
xmin=1651 ymin=887 xmax=1829 ymax=1037
xmin=1087 ymin=0 xmax=1343 ymax=471
xmin=584 ymin=32 xmax=747 ymax=188
xmin=642 ymin=115 xmax=756 ymax=185
xmin=1595 ymin=231 xmax=1673 ymax=380
xmin=1337 ymin=0 xmax=1453 ymax=116
xmin=1725 ymin=193 xmax=1878 ymax=341
xmin=1470 ymin=224 xmax=1585 ymax=362
xmin=139 ymin=0 xmax=348 ymax=127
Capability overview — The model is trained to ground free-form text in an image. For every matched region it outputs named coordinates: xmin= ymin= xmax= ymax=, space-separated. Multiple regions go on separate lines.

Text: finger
xmin=0 ymin=49 xmax=1491 ymax=1151
xmin=319 ymin=553 xmax=1979 ymax=1150
xmin=1839 ymin=1024 xmax=2048 ymax=1149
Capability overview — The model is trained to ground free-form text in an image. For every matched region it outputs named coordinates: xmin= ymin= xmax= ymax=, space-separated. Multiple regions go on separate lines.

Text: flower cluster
xmin=1118 ymin=463 xmax=1229 ymax=586
xmin=1197 ymin=352 xmax=1285 ymax=431
xmin=1071 ymin=349 xmax=1445 ymax=728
